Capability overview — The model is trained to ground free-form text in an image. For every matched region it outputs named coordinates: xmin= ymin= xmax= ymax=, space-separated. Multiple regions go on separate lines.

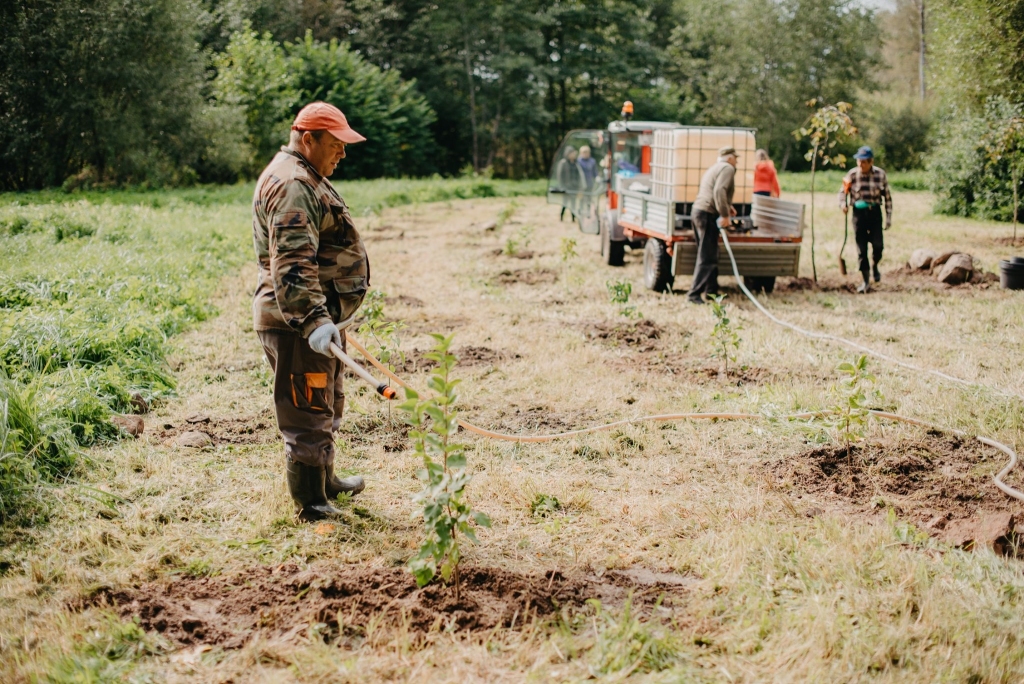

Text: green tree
xmin=0 ymin=0 xmax=212 ymax=189
xmin=929 ymin=0 xmax=1024 ymax=110
xmin=212 ymin=24 xmax=298 ymax=174
xmin=670 ymin=0 xmax=879 ymax=168
xmin=287 ymin=33 xmax=439 ymax=178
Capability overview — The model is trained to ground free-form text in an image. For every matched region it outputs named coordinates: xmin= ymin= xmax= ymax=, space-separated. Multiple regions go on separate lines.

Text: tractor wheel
xmin=643 ymin=239 xmax=674 ymax=292
xmin=743 ymin=276 xmax=776 ymax=294
xmin=600 ymin=216 xmax=625 ymax=266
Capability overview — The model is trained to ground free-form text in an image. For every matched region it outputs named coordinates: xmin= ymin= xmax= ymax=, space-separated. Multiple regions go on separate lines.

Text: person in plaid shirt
xmin=839 ymin=146 xmax=892 ymax=293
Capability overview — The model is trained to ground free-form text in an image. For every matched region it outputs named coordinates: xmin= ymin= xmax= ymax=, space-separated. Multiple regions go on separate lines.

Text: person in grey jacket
xmin=687 ymin=147 xmax=738 ymax=304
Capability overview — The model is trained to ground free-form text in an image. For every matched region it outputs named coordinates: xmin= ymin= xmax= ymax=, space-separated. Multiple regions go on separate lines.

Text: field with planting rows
xmin=2 ymin=176 xmax=1024 ymax=682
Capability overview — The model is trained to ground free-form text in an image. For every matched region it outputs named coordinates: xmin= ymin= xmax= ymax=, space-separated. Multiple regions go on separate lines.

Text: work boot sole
xmin=298 ymin=503 xmax=345 ymax=522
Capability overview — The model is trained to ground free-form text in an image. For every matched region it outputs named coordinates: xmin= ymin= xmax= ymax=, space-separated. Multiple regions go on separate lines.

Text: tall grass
xmin=0 ymin=199 xmax=245 ymax=524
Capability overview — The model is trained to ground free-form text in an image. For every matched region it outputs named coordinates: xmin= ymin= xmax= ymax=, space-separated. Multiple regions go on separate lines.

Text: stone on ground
xmin=941 ymin=512 xmax=1015 ymax=554
xmin=931 ymin=250 xmax=959 ymax=270
xmin=908 ymin=248 xmax=937 ymax=270
xmin=936 ymin=253 xmax=973 ymax=285
xmin=175 ymin=431 xmax=213 ymax=448
xmin=111 ymin=415 xmax=144 ymax=438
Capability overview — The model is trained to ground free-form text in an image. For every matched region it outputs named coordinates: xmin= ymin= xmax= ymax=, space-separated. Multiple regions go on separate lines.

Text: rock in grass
xmin=130 ymin=392 xmax=149 ymax=414
xmin=111 ymin=415 xmax=144 ymax=438
xmin=936 ymin=253 xmax=973 ymax=285
xmin=942 ymin=512 xmax=1015 ymax=554
xmin=175 ymin=431 xmax=213 ymax=448
xmin=908 ymin=248 xmax=937 ymax=270
xmin=931 ymin=250 xmax=958 ymax=270
xmin=185 ymin=413 xmax=211 ymax=424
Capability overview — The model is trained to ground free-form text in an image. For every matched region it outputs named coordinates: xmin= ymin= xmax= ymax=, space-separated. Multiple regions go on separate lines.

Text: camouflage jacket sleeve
xmin=268 ymin=181 xmax=333 ymax=337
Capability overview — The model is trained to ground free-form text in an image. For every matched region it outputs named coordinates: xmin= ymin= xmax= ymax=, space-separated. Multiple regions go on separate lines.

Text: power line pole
xmin=919 ymin=0 xmax=926 ymax=101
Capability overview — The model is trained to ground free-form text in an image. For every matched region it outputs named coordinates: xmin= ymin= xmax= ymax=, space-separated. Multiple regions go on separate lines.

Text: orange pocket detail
xmin=305 ymin=373 xmax=328 ymax=388
xmin=290 ymin=373 xmax=330 ymax=412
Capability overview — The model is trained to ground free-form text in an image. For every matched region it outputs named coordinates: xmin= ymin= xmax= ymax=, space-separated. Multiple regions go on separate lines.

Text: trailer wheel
xmin=643 ymin=239 xmax=674 ymax=292
xmin=600 ymin=216 xmax=625 ymax=266
xmin=743 ymin=276 xmax=776 ymax=294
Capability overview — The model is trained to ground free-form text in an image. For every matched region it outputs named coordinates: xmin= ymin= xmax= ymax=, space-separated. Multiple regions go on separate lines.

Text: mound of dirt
xmin=491 ymin=248 xmax=535 ymax=260
xmin=158 ymin=412 xmax=276 ymax=447
xmin=691 ymin=365 xmax=773 ymax=385
xmin=777 ymin=268 xmax=999 ymax=294
xmin=84 ymin=563 xmax=691 ymax=648
xmin=492 ymin=405 xmax=594 ymax=433
xmin=493 ymin=268 xmax=557 ymax=285
xmin=583 ymin=319 xmax=665 ymax=352
xmin=769 ymin=434 xmax=1024 ymax=532
xmin=389 ymin=294 xmax=425 ymax=308
xmin=396 ymin=345 xmax=521 ymax=374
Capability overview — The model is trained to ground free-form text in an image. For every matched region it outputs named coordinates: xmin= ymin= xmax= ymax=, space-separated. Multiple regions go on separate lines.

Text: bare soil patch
xmin=402 ymin=315 xmax=468 ymax=335
xmin=991 ymin=237 xmax=1023 ymax=247
xmin=389 ymin=294 xmax=425 ymax=308
xmin=691 ymin=365 xmax=774 ymax=385
xmin=493 ymin=268 xmax=558 ymax=285
xmin=583 ymin=319 xmax=666 ymax=353
xmin=491 ymin=404 xmax=595 ymax=433
xmin=84 ymin=563 xmax=691 ymax=648
xmin=157 ymin=411 xmax=276 ymax=447
xmin=769 ymin=434 xmax=1024 ymax=529
xmin=776 ymin=268 xmax=999 ymax=294
xmin=396 ymin=345 xmax=521 ymax=374
xmin=491 ymin=248 xmax=535 ymax=260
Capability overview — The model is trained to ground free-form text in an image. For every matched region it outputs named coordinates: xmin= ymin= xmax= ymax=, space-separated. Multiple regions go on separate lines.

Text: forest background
xmin=1 ymin=0 xmax=1023 ymax=218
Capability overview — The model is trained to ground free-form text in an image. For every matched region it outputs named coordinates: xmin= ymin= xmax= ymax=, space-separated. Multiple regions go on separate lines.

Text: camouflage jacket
xmin=252 ymin=147 xmax=370 ymax=337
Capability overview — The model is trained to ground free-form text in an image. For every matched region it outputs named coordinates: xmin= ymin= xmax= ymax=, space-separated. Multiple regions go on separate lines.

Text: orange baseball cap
xmin=291 ymin=102 xmax=366 ymax=144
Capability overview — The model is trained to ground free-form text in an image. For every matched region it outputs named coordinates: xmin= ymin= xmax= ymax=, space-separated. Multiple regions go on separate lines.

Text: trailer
xmin=547 ymin=108 xmax=805 ymax=292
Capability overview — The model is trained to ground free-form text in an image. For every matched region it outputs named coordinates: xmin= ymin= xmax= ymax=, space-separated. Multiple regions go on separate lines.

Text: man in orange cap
xmin=251 ymin=102 xmax=371 ymax=521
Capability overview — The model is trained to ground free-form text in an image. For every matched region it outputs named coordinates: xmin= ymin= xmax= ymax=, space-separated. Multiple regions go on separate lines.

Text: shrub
xmin=870 ymin=103 xmax=933 ymax=171
xmin=930 ymin=98 xmax=1024 ymax=220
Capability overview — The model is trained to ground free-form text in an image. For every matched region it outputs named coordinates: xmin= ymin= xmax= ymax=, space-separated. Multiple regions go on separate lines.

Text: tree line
xmin=2 ymin=0 xmax=1023 ymax=197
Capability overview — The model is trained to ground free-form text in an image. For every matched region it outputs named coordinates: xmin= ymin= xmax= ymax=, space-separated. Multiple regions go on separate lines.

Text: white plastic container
xmin=650 ymin=127 xmax=756 ymax=205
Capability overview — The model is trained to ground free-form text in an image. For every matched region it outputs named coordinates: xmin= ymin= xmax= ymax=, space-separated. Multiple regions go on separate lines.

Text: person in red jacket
xmin=753 ymin=149 xmax=781 ymax=198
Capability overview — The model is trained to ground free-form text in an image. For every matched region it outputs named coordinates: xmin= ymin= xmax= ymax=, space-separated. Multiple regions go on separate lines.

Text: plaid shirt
xmin=838 ymin=166 xmax=892 ymax=226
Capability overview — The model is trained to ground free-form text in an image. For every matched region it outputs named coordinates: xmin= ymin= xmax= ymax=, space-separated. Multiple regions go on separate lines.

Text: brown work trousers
xmin=258 ymin=329 xmax=344 ymax=467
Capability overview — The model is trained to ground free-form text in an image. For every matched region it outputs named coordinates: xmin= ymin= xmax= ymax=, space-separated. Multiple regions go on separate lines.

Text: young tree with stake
xmin=794 ymin=101 xmax=858 ymax=283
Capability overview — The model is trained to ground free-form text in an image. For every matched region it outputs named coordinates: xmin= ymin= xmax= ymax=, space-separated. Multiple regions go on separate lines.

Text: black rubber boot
xmin=325 ymin=460 xmax=365 ymax=499
xmin=873 ymin=263 xmax=881 ymax=282
xmin=286 ymin=456 xmax=343 ymax=521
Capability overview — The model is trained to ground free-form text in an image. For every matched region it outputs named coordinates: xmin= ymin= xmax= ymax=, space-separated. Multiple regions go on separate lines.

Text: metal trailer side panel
xmin=672 ymin=242 xmax=801 ymax=277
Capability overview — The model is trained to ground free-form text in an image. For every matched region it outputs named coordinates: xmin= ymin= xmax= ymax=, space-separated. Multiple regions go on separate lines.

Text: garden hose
xmin=342 ymin=235 xmax=1024 ymax=501
xmin=343 ymin=332 xmax=1023 ymax=503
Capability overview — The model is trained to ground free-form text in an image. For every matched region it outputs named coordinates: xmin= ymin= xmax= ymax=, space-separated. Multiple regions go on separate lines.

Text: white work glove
xmin=308 ymin=323 xmax=341 ymax=357
xmin=717 ymin=216 xmax=730 ymax=228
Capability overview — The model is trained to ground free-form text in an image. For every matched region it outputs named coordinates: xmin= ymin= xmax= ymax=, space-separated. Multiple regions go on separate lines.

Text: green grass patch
xmin=0 ymin=176 xmax=546 ymax=213
xmin=778 ymin=169 xmax=929 ymax=193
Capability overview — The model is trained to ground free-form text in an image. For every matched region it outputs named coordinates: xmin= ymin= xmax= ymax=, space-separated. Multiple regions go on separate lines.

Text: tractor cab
xmin=547 ymin=118 xmax=680 ymax=236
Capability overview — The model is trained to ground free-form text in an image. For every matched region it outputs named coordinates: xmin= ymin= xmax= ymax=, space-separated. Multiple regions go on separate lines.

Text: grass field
xmin=2 ymin=177 xmax=1024 ymax=682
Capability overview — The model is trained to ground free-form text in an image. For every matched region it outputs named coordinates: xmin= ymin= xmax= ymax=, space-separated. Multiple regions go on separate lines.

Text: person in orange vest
xmin=839 ymin=146 xmax=892 ymax=293
xmin=753 ymin=149 xmax=781 ymax=198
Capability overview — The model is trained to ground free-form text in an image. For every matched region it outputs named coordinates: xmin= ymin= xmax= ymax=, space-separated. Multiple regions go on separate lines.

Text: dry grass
xmin=2 ymin=191 xmax=1024 ymax=682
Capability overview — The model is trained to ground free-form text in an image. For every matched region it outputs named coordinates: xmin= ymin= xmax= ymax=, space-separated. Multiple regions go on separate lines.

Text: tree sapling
xmin=401 ymin=334 xmax=490 ymax=597
xmin=823 ymin=354 xmax=882 ymax=452
xmin=708 ymin=294 xmax=741 ymax=376
xmin=794 ymin=100 xmax=858 ymax=282
xmin=606 ymin=278 xmax=641 ymax=319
